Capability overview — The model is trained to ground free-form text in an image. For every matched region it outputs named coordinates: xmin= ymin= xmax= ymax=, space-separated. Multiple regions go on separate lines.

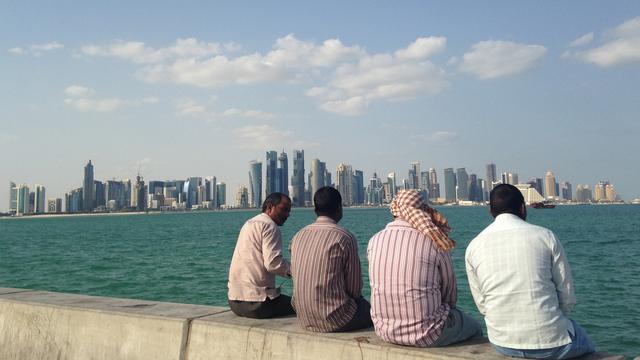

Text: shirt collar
xmin=494 ymin=213 xmax=526 ymax=223
xmin=315 ymin=215 xmax=337 ymax=224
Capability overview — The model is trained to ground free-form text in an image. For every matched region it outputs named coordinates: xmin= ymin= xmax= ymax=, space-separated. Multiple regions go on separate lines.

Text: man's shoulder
xmin=298 ymin=221 xmax=355 ymax=241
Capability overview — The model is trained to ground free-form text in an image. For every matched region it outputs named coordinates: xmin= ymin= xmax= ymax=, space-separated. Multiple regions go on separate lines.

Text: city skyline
xmin=5 ymin=153 xmax=626 ymax=213
xmin=2 ymin=2 xmax=640 ymax=209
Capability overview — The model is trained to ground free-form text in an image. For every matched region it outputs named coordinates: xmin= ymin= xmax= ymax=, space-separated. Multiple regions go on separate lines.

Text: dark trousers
xmin=335 ymin=296 xmax=373 ymax=332
xmin=228 ymin=294 xmax=295 ymax=319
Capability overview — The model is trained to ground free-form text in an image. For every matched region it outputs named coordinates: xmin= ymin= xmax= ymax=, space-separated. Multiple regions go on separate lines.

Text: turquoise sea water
xmin=1 ymin=205 xmax=639 ymax=357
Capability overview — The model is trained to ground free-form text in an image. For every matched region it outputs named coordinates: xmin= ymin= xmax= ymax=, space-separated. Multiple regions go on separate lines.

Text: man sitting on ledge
xmin=368 ymin=189 xmax=483 ymax=347
xmin=466 ymin=184 xmax=596 ymax=359
xmin=290 ymin=187 xmax=372 ymax=332
xmin=227 ymin=192 xmax=295 ymax=319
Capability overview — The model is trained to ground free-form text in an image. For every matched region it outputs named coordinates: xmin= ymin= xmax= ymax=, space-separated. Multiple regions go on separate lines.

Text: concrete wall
xmin=0 ymin=288 xmax=626 ymax=360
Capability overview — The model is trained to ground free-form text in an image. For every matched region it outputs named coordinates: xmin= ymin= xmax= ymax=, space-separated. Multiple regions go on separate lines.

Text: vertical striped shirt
xmin=367 ymin=219 xmax=456 ymax=347
xmin=290 ymin=216 xmax=363 ymax=332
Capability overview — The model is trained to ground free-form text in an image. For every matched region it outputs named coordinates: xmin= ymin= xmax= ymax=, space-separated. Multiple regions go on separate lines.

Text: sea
xmin=1 ymin=205 xmax=638 ymax=358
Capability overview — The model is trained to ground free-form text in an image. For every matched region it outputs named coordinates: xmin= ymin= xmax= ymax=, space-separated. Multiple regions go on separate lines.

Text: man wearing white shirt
xmin=465 ymin=184 xmax=595 ymax=359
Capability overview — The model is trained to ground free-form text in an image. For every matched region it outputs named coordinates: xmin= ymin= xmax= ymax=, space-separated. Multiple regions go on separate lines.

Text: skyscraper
xmin=365 ymin=173 xmax=384 ymax=205
xmin=387 ymin=172 xmax=397 ymax=199
xmin=310 ymin=158 xmax=326 ymax=198
xmin=9 ymin=182 xmax=17 ymax=213
xmin=560 ymin=182 xmax=572 ymax=201
xmin=420 ymin=170 xmax=429 ymax=191
xmin=249 ymin=160 xmax=263 ymax=208
xmin=544 ymin=171 xmax=557 ymax=198
xmin=336 ymin=163 xmax=354 ymax=206
xmin=277 ymin=151 xmax=288 ymax=195
xmin=486 ymin=163 xmax=497 ymax=187
xmin=15 ymin=184 xmax=30 ymax=214
xmin=527 ymin=177 xmax=544 ymax=197
xmin=290 ymin=150 xmax=305 ymax=207
xmin=456 ymin=168 xmax=469 ymax=201
xmin=265 ymin=151 xmax=278 ymax=196
xmin=443 ymin=168 xmax=456 ymax=203
xmin=34 ymin=184 xmax=46 ymax=214
xmin=428 ymin=168 xmax=440 ymax=200
xmin=236 ymin=186 xmax=249 ymax=208
xmin=205 ymin=176 xmax=217 ymax=208
xmin=354 ymin=170 xmax=364 ymax=205
xmin=408 ymin=162 xmax=420 ymax=190
xmin=575 ymin=184 xmax=592 ymax=202
xmin=83 ymin=160 xmax=95 ymax=212
xmin=216 ymin=182 xmax=226 ymax=207
xmin=605 ymin=184 xmax=616 ymax=202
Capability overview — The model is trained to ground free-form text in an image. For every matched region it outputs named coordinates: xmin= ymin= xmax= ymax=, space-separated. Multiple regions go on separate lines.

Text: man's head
xmin=489 ymin=184 xmax=526 ymax=220
xmin=313 ymin=186 xmax=343 ymax=222
xmin=262 ymin=192 xmax=292 ymax=226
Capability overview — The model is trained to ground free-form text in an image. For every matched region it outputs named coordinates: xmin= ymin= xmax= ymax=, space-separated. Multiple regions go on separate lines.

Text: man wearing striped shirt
xmin=290 ymin=186 xmax=372 ymax=332
xmin=466 ymin=184 xmax=595 ymax=359
xmin=368 ymin=189 xmax=482 ymax=347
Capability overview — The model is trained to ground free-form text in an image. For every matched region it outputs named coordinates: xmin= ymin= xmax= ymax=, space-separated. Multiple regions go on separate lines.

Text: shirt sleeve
xmin=261 ymin=223 xmax=291 ymax=277
xmin=343 ymin=234 xmax=363 ymax=299
xmin=549 ymin=232 xmax=576 ymax=314
xmin=465 ymin=248 xmax=486 ymax=315
xmin=439 ymin=251 xmax=457 ymax=308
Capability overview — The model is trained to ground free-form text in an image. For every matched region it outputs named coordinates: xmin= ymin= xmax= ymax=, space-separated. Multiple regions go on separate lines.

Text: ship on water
xmin=530 ymin=201 xmax=556 ymax=209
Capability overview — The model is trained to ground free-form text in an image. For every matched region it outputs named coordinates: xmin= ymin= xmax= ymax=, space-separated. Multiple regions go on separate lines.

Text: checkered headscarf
xmin=390 ymin=189 xmax=455 ymax=251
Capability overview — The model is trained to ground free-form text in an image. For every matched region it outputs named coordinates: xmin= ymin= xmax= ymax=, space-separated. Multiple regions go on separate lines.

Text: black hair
xmin=313 ymin=186 xmax=342 ymax=215
xmin=489 ymin=184 xmax=525 ymax=218
xmin=262 ymin=192 xmax=290 ymax=212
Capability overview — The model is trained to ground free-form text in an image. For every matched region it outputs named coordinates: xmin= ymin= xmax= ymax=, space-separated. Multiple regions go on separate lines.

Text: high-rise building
xmin=16 ymin=184 xmax=30 ymax=214
xmin=277 ymin=151 xmax=288 ymax=195
xmin=249 ymin=160 xmax=263 ymax=208
xmin=94 ymin=181 xmax=105 ymax=208
xmin=456 ymin=168 xmax=469 ymax=201
xmin=290 ymin=150 xmax=305 ymax=207
xmin=468 ymin=174 xmax=482 ymax=202
xmin=336 ymin=163 xmax=354 ymax=206
xmin=47 ymin=198 xmax=62 ymax=213
xmin=501 ymin=172 xmax=518 ymax=185
xmin=527 ymin=177 xmax=544 ymax=198
xmin=420 ymin=170 xmax=429 ymax=191
xmin=560 ymin=182 xmax=572 ymax=201
xmin=605 ymin=184 xmax=617 ymax=202
xmin=428 ymin=168 xmax=440 ymax=200
xmin=184 ymin=177 xmax=201 ymax=209
xmin=575 ymin=184 xmax=592 ymax=202
xmin=236 ymin=186 xmax=249 ymax=208
xmin=485 ymin=163 xmax=497 ymax=188
xmin=105 ymin=180 xmax=126 ymax=210
xmin=387 ymin=172 xmax=397 ymax=200
xmin=408 ymin=162 xmax=420 ymax=190
xmin=365 ymin=173 xmax=385 ymax=205
xmin=66 ymin=188 xmax=83 ymax=213
xmin=354 ymin=170 xmax=364 ymax=205
xmin=544 ymin=171 xmax=557 ymax=198
xmin=9 ymin=182 xmax=18 ymax=213
xmin=134 ymin=174 xmax=146 ymax=211
xmin=443 ymin=168 xmax=456 ymax=203
xmin=204 ymin=176 xmax=218 ymax=208
xmin=83 ymin=160 xmax=95 ymax=212
xmin=34 ymin=184 xmax=46 ymax=214
xmin=310 ymin=158 xmax=326 ymax=198
xmin=265 ymin=151 xmax=278 ymax=196
xmin=216 ymin=182 xmax=226 ymax=207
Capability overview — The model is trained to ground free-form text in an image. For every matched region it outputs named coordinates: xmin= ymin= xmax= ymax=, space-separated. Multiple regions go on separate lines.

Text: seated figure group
xmin=227 ymin=184 xmax=595 ymax=359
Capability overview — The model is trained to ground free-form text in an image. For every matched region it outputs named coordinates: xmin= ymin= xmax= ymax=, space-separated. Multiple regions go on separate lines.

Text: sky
xmin=2 ymin=1 xmax=640 ymax=209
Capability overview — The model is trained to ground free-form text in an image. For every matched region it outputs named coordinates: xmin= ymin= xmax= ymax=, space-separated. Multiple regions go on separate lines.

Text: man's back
xmin=465 ymin=213 xmax=576 ymax=349
xmin=290 ymin=216 xmax=362 ymax=332
xmin=368 ymin=219 xmax=456 ymax=347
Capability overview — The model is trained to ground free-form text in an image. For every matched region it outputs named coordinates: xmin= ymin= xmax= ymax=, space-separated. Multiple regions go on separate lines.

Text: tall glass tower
xmin=310 ymin=159 xmax=326 ymax=199
xmin=83 ymin=160 xmax=94 ymax=212
xmin=456 ymin=168 xmax=469 ymax=201
xmin=290 ymin=150 xmax=305 ymax=207
xmin=277 ymin=151 xmax=288 ymax=195
xmin=265 ymin=151 xmax=278 ymax=196
xmin=443 ymin=168 xmax=456 ymax=203
xmin=249 ymin=160 xmax=263 ymax=208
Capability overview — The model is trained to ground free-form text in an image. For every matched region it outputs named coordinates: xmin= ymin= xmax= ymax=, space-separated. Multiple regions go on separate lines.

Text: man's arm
xmin=465 ymin=250 xmax=486 ymax=315
xmin=438 ymin=251 xmax=457 ymax=308
xmin=343 ymin=235 xmax=363 ymax=299
xmin=262 ymin=224 xmax=291 ymax=277
xmin=549 ymin=232 xmax=576 ymax=314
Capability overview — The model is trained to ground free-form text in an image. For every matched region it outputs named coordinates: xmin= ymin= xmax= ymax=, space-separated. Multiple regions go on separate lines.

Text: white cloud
xmin=81 ymin=38 xmax=224 ymax=64
xmin=459 ymin=40 xmax=547 ymax=79
xmin=64 ymin=85 xmax=96 ymax=97
xmin=569 ymin=32 xmax=594 ymax=47
xmin=63 ymin=85 xmax=158 ymax=112
xmin=395 ymin=37 xmax=446 ymax=60
xmin=8 ymin=47 xmax=24 ymax=55
xmin=233 ymin=125 xmax=294 ymax=149
xmin=8 ymin=42 xmax=64 ymax=56
xmin=221 ymin=108 xmax=277 ymax=120
xmin=572 ymin=17 xmax=640 ymax=67
xmin=64 ymin=98 xmax=128 ymax=112
xmin=175 ymin=98 xmax=206 ymax=117
xmin=81 ymin=35 xmax=449 ymax=116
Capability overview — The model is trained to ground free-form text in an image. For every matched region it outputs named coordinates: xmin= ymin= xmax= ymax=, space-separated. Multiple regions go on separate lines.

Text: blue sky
xmin=2 ymin=1 xmax=639 ymax=209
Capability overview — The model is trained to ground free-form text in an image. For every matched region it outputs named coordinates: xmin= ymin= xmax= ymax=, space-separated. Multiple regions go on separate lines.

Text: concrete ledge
xmin=0 ymin=288 xmax=626 ymax=360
